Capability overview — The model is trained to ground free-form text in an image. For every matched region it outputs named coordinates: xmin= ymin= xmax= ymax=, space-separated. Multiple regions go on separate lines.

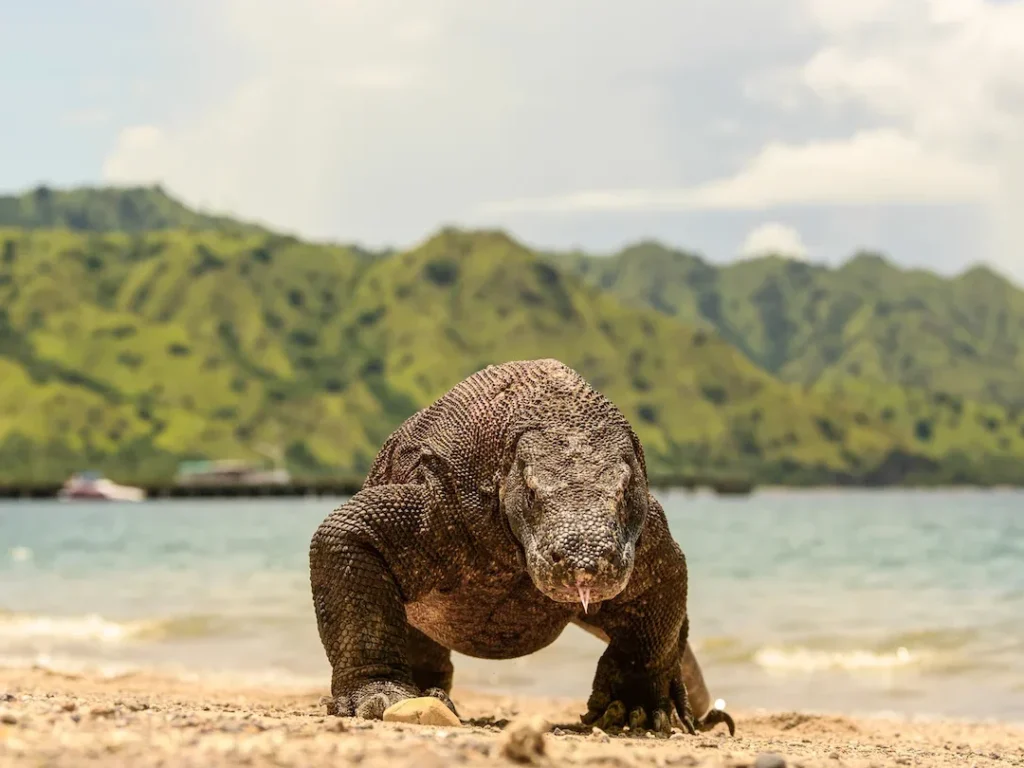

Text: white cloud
xmin=98 ymin=0 xmax=805 ymax=244
xmin=392 ymin=18 xmax=438 ymax=44
xmin=479 ymin=129 xmax=995 ymax=214
xmin=689 ymin=130 xmax=996 ymax=208
xmin=792 ymin=0 xmax=1024 ymax=272
xmin=476 ymin=0 xmax=1024 ymax=275
xmin=95 ymin=0 xmax=1024 ymax=277
xmin=803 ymin=0 xmax=901 ymax=34
xmin=103 ymin=125 xmax=173 ymax=182
xmin=740 ymin=222 xmax=809 ymax=260
xmin=64 ymin=107 xmax=110 ymax=126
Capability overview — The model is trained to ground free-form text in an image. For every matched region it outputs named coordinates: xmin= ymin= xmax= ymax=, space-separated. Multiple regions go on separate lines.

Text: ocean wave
xmin=881 ymin=627 xmax=980 ymax=652
xmin=693 ymin=627 xmax=992 ymax=675
xmin=753 ymin=645 xmax=922 ymax=673
xmin=0 ymin=611 xmax=224 ymax=644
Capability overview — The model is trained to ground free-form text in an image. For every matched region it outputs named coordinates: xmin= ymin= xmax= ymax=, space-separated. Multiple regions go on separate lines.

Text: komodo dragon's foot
xmin=695 ymin=707 xmax=735 ymax=736
xmin=325 ymin=680 xmax=459 ymax=720
xmin=580 ymin=656 xmax=697 ymax=738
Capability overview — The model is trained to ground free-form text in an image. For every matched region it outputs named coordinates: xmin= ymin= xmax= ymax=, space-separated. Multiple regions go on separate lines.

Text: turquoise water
xmin=2 ymin=489 xmax=1022 ymax=722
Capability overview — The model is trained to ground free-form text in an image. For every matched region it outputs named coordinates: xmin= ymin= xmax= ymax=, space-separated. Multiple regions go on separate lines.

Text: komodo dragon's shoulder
xmin=362 ymin=359 xmax=594 ymax=487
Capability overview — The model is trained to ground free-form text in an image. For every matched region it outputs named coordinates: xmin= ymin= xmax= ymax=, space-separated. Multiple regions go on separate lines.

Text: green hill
xmin=2 ymin=222 xmax=1023 ymax=486
xmin=0 ymin=185 xmax=270 ymax=235
xmin=550 ymin=242 xmax=1024 ymax=408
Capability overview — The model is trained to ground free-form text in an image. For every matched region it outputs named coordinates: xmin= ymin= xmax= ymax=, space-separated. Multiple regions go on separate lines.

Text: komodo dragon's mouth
xmin=544 ymin=571 xmax=628 ymax=612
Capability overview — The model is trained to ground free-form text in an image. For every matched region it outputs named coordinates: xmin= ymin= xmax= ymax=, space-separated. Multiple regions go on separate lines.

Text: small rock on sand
xmin=382 ymin=697 xmax=461 ymax=727
xmin=754 ymin=753 xmax=787 ymax=768
xmin=495 ymin=715 xmax=549 ymax=764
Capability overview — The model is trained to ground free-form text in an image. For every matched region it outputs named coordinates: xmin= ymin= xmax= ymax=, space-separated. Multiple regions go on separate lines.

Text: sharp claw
xmin=652 ymin=710 xmax=670 ymax=736
xmin=682 ymin=714 xmax=697 ymax=735
xmin=323 ymin=695 xmax=352 ymax=717
xmin=355 ymin=693 xmax=392 ymax=720
xmin=596 ymin=700 xmax=627 ymax=731
xmin=697 ymin=708 xmax=736 ymax=736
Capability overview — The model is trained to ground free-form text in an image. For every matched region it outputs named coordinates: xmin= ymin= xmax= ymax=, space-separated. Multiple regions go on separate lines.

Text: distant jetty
xmin=0 ymin=473 xmax=756 ymax=500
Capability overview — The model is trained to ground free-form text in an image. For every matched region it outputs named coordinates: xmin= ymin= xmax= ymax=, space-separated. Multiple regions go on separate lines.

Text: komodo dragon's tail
xmin=679 ymin=639 xmax=735 ymax=735
xmin=572 ymin=619 xmax=736 ymax=736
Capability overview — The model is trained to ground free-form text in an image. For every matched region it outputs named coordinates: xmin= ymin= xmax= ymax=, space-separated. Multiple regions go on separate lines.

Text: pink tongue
xmin=577 ymin=585 xmax=591 ymax=614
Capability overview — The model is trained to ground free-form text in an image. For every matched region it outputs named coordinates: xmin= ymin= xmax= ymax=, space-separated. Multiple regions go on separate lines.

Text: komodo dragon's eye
xmin=525 ymin=486 xmax=537 ymax=508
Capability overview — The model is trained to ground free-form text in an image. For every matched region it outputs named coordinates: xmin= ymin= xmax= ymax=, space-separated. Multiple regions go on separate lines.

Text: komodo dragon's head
xmin=501 ymin=426 xmax=648 ymax=612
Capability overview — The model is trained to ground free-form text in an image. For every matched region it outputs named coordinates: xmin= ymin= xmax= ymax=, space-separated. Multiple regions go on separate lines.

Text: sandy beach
xmin=1 ymin=667 xmax=1021 ymax=768
xmin=5 ymin=494 xmax=1023 ymax=765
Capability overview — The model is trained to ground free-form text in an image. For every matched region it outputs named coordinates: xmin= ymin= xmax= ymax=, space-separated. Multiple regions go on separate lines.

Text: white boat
xmin=58 ymin=471 xmax=146 ymax=502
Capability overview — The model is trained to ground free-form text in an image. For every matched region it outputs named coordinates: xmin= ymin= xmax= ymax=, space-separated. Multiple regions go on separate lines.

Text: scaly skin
xmin=309 ymin=359 xmax=734 ymax=737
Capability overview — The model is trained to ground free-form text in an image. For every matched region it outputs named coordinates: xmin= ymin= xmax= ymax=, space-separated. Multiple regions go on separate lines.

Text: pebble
xmin=459 ymin=737 xmax=492 ymax=755
xmin=382 ymin=698 xmax=461 ymax=728
xmin=1 ymin=710 xmax=18 ymax=725
xmin=495 ymin=715 xmax=549 ymax=764
xmin=754 ymin=753 xmax=787 ymax=768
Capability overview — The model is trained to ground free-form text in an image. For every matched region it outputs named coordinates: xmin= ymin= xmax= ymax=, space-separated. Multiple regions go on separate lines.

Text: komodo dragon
xmin=309 ymin=358 xmax=735 ymax=737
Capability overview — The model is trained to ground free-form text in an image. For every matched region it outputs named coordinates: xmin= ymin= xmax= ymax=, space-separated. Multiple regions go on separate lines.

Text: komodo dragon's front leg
xmin=572 ymin=492 xmax=736 ymax=736
xmin=308 ymin=484 xmax=457 ymax=719
xmin=573 ymin=619 xmax=735 ymax=735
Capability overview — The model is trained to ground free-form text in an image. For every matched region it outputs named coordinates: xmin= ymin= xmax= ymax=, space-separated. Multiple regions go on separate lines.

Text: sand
xmin=1 ymin=667 xmax=1021 ymax=767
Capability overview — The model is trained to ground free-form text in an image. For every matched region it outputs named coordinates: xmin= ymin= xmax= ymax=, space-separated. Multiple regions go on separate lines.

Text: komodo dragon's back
xmin=362 ymin=358 xmax=640 ymax=490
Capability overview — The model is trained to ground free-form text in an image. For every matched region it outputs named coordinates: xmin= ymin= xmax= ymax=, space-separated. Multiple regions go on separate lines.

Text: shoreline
xmin=2 ymin=484 xmax=1023 ymax=504
xmin=2 ymin=667 xmax=1021 ymax=767
xmin=4 ymin=477 xmax=1024 ymax=502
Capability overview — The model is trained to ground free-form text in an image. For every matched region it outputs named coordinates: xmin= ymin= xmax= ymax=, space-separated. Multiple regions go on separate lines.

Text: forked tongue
xmin=577 ymin=585 xmax=591 ymax=614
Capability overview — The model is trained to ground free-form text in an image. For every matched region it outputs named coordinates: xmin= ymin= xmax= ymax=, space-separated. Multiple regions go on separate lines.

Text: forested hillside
xmin=551 ymin=241 xmax=1024 ymax=407
xmin=0 ymin=184 xmax=267 ymax=235
xmin=1 ymin=187 xmax=1022 ymax=486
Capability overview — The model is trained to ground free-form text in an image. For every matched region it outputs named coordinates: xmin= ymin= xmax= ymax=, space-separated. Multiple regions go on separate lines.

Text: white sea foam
xmin=754 ymin=645 xmax=921 ymax=673
xmin=0 ymin=613 xmax=144 ymax=643
xmin=0 ymin=611 xmax=218 ymax=644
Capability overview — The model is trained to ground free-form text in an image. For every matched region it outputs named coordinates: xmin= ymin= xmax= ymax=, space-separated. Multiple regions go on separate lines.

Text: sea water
xmin=2 ymin=488 xmax=1022 ymax=721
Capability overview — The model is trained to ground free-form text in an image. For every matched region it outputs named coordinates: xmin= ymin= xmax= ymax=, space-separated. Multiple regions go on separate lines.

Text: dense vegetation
xmin=0 ymin=185 xmax=268 ymax=235
xmin=551 ymin=241 xmax=1024 ymax=407
xmin=1 ymin=186 xmax=1022 ymax=486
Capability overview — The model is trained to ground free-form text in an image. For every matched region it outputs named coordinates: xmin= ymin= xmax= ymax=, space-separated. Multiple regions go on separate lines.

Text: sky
xmin=1 ymin=0 xmax=1023 ymax=280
